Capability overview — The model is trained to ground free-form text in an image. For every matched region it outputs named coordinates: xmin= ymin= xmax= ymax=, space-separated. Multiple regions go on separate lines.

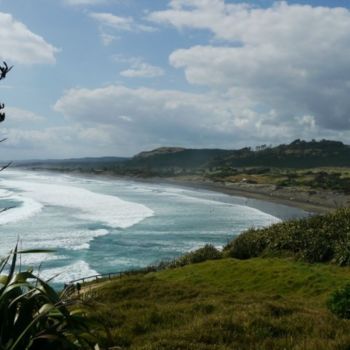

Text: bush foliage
xmin=167 ymin=244 xmax=222 ymax=268
xmin=224 ymin=208 xmax=350 ymax=265
xmin=327 ymin=283 xmax=350 ymax=319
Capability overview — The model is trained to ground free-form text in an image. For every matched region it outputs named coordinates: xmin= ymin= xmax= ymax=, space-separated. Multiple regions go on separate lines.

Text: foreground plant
xmin=0 ymin=245 xmax=95 ymax=350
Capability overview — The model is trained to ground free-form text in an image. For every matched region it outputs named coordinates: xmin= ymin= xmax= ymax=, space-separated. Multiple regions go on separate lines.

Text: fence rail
xmin=68 ymin=271 xmax=123 ymax=285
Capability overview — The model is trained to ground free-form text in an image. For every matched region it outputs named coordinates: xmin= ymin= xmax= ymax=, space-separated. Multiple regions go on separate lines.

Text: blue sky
xmin=1 ymin=0 xmax=350 ymax=159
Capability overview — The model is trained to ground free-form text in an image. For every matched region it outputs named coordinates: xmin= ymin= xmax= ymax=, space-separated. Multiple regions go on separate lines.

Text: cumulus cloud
xmin=54 ymin=85 xmax=221 ymax=131
xmin=52 ymin=84 xmax=350 ymax=154
xmin=0 ymin=123 xmax=121 ymax=159
xmin=0 ymin=12 xmax=58 ymax=64
xmin=149 ymin=1 xmax=350 ymax=132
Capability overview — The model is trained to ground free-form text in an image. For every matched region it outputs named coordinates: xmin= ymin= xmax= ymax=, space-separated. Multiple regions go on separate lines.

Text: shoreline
xmin=17 ymin=167 xmax=344 ymax=215
xmin=155 ymin=178 xmax=333 ymax=215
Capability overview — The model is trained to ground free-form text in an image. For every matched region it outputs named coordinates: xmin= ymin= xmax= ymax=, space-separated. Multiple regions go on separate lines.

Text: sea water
xmin=0 ymin=170 xmax=306 ymax=285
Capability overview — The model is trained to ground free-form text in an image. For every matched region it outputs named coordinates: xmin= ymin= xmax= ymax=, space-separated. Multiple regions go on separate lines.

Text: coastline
xmin=16 ymin=167 xmax=349 ymax=215
xmin=155 ymin=178 xmax=335 ymax=215
xmin=94 ymin=173 xmax=345 ymax=215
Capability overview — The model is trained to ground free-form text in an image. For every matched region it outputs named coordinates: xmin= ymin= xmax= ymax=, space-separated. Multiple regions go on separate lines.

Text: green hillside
xmin=84 ymin=258 xmax=350 ymax=350
xmin=125 ymin=139 xmax=350 ymax=171
xmin=18 ymin=139 xmax=350 ymax=173
xmin=82 ymin=208 xmax=350 ymax=349
xmin=212 ymin=139 xmax=350 ymax=169
xmin=127 ymin=147 xmax=232 ymax=169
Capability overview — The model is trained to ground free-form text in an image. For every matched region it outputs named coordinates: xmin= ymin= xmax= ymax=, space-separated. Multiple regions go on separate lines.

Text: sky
xmin=1 ymin=0 xmax=350 ymax=159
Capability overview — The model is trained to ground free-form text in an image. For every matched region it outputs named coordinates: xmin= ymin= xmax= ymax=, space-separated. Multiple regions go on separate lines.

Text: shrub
xmin=171 ymin=244 xmax=222 ymax=268
xmin=327 ymin=284 xmax=350 ymax=319
xmin=223 ymin=229 xmax=268 ymax=259
xmin=224 ymin=208 xmax=350 ymax=265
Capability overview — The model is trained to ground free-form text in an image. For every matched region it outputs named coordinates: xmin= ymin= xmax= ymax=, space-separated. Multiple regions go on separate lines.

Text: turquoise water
xmin=0 ymin=170 xmax=306 ymax=284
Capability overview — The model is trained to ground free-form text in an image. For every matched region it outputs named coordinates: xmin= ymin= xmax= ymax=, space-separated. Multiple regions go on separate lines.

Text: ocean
xmin=0 ymin=169 xmax=306 ymax=285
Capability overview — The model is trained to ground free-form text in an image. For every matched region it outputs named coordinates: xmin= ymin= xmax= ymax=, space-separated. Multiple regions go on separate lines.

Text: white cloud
xmin=89 ymin=12 xmax=156 ymax=45
xmin=120 ymin=61 xmax=164 ymax=78
xmin=90 ymin=12 xmax=134 ymax=31
xmin=90 ymin=12 xmax=157 ymax=33
xmin=5 ymin=81 xmax=347 ymax=159
xmin=0 ymin=123 xmax=120 ymax=159
xmin=0 ymin=12 xmax=58 ymax=64
xmin=6 ymin=107 xmax=45 ymax=123
xmin=64 ymin=0 xmax=107 ymax=6
xmin=53 ymin=84 xmax=350 ymax=154
xmin=150 ymin=1 xmax=350 ymax=131
xmin=100 ymin=32 xmax=118 ymax=46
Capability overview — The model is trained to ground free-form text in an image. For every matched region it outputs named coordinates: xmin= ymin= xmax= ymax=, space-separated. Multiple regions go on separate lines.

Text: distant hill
xmin=127 ymin=147 xmax=232 ymax=169
xmin=15 ymin=156 xmax=128 ymax=170
xmin=14 ymin=139 xmax=350 ymax=173
xmin=125 ymin=139 xmax=350 ymax=170
xmin=211 ymin=139 xmax=350 ymax=168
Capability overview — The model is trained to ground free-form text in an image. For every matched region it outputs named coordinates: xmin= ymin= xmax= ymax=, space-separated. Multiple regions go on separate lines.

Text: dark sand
xmin=22 ymin=167 xmax=350 ymax=216
xmin=127 ymin=176 xmax=349 ymax=215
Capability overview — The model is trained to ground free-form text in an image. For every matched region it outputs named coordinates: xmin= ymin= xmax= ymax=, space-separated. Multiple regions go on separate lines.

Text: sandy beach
xmin=20 ymin=167 xmax=350 ymax=215
xmin=127 ymin=175 xmax=350 ymax=214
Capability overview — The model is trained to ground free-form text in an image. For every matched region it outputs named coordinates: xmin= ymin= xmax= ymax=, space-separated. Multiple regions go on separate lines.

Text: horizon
xmin=1 ymin=0 xmax=350 ymax=159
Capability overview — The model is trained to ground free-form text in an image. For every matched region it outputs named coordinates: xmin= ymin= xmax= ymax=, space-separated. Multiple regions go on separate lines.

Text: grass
xmin=83 ymin=258 xmax=350 ymax=349
xmin=79 ymin=208 xmax=350 ymax=349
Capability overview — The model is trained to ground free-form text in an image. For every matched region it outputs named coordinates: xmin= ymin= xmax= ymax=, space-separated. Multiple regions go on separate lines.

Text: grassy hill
xmin=84 ymin=258 xmax=350 ymax=350
xmin=82 ymin=208 xmax=350 ymax=349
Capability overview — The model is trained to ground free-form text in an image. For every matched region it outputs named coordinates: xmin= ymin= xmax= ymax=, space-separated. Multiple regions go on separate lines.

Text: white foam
xmin=108 ymin=256 xmax=143 ymax=267
xmin=38 ymin=260 xmax=98 ymax=283
xmin=1 ymin=179 xmax=154 ymax=228
xmin=127 ymin=183 xmax=280 ymax=225
xmin=26 ymin=229 xmax=110 ymax=251
xmin=0 ymin=193 xmax=43 ymax=225
xmin=20 ymin=254 xmax=67 ymax=266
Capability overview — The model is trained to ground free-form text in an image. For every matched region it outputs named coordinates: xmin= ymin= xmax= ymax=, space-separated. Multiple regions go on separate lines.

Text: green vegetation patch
xmin=161 ymin=244 xmax=222 ymax=268
xmin=224 ymin=208 xmax=350 ymax=265
xmin=208 ymin=166 xmax=350 ymax=194
xmin=84 ymin=258 xmax=350 ymax=349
